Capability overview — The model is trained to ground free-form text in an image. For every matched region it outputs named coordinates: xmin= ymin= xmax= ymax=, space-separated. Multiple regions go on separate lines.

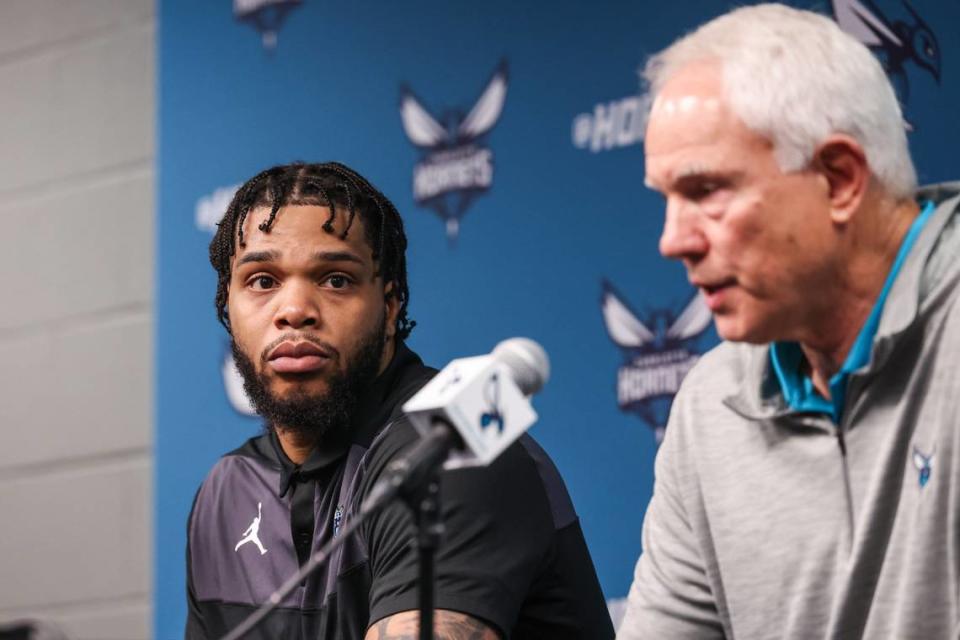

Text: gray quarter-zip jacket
xmin=618 ymin=183 xmax=960 ymax=640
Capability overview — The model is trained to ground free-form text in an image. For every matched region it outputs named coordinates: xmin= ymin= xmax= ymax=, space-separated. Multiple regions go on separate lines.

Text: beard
xmin=231 ymin=320 xmax=386 ymax=447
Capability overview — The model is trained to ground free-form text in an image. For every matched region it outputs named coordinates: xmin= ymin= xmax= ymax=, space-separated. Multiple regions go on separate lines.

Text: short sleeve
xmin=359 ymin=422 xmax=556 ymax=636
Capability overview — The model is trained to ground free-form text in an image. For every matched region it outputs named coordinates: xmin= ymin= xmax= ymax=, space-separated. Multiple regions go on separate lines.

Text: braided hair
xmin=209 ymin=161 xmax=416 ymax=340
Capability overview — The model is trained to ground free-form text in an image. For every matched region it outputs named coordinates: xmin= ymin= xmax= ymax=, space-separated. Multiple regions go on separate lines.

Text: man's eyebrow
xmin=235 ymin=250 xmax=278 ymax=267
xmin=673 ymin=164 xmax=715 ymax=182
xmin=655 ymin=167 xmax=736 ymax=193
xmin=674 ymin=169 xmax=738 ymax=188
xmin=644 ymin=163 xmax=715 ymax=191
xmin=313 ymin=250 xmax=365 ymax=265
xmin=235 ymin=249 xmax=366 ymax=268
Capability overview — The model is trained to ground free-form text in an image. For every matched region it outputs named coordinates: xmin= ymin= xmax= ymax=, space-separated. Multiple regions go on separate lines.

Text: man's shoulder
xmin=511 ymin=434 xmax=578 ymax=529
xmin=193 ymin=435 xmax=277 ymax=505
xmin=660 ymin=340 xmax=772 ymax=454
xmin=361 ymin=418 xmax=575 ymax=529
xmin=361 ymin=416 xmax=420 ymax=469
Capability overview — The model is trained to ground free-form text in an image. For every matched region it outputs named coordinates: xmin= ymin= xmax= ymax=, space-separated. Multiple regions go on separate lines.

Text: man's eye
xmin=325 ymin=275 xmax=350 ymax=289
xmin=249 ymin=275 xmax=278 ymax=290
xmin=690 ymin=182 xmax=720 ymax=199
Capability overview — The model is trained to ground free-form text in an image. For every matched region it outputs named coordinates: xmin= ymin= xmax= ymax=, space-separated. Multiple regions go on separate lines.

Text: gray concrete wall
xmin=0 ymin=1 xmax=155 ymax=638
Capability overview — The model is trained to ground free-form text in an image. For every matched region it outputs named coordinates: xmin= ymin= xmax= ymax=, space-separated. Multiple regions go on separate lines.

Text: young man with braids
xmin=186 ymin=162 xmax=614 ymax=639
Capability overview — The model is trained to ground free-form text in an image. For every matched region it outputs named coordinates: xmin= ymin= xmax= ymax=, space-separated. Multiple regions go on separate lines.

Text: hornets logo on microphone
xmin=399 ymin=61 xmax=508 ymax=243
xmin=480 ymin=373 xmax=506 ymax=434
xmin=601 ymin=280 xmax=713 ymax=442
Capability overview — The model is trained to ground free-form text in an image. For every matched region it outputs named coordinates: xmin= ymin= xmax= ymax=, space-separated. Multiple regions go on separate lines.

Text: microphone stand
xmin=382 ymin=418 xmax=456 ymax=640
xmin=401 ymin=466 xmax=444 ymax=640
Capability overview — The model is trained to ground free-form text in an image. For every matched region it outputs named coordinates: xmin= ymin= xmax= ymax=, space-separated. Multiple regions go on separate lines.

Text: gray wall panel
xmin=0 ymin=172 xmax=154 ymax=331
xmin=0 ymin=458 xmax=151 ymax=610
xmin=0 ymin=316 xmax=151 ymax=468
xmin=0 ymin=1 xmax=155 ymax=636
xmin=0 ymin=0 xmax=152 ymax=60
xmin=46 ymin=602 xmax=151 ymax=640
xmin=0 ymin=22 xmax=154 ymax=195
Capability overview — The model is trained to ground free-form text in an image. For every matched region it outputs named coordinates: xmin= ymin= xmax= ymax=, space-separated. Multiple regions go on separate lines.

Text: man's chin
xmin=266 ymin=375 xmax=332 ymax=400
xmin=715 ymin=316 xmax=781 ymax=345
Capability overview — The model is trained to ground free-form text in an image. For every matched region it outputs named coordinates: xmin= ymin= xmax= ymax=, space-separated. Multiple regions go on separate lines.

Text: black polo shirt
xmin=186 ymin=343 xmax=614 ymax=639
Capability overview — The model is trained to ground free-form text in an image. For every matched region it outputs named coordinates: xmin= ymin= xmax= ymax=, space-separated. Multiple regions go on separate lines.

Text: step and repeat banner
xmin=157 ymin=0 xmax=959 ymax=635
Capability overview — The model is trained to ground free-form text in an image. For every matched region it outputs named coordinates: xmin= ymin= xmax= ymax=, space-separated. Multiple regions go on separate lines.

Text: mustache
xmin=259 ymin=332 xmax=340 ymax=364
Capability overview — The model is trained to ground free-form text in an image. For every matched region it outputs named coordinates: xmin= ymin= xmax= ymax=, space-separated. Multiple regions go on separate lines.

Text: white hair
xmin=643 ymin=3 xmax=916 ymax=198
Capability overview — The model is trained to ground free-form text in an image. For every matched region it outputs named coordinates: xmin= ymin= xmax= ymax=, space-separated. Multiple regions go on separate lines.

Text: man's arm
xmin=617 ymin=389 xmax=725 ymax=639
xmin=365 ymin=609 xmax=500 ymax=640
xmin=359 ymin=425 xmax=562 ymax=636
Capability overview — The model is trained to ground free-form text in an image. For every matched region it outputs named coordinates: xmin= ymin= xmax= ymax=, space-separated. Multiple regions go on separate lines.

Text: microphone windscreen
xmin=492 ymin=338 xmax=550 ymax=396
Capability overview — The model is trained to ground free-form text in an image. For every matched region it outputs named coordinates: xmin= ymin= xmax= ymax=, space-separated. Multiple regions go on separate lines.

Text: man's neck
xmin=800 ymin=196 xmax=921 ymax=398
xmin=275 ymin=427 xmax=316 ymax=465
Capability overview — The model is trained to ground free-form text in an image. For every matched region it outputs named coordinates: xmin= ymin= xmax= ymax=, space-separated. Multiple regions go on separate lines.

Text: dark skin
xmin=227 ymin=204 xmax=499 ymax=638
xmin=366 ymin=610 xmax=500 ymax=640
xmin=228 ymin=204 xmax=399 ymax=461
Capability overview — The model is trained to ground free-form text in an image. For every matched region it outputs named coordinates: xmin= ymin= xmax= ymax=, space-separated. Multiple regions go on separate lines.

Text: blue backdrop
xmin=156 ymin=1 xmax=960 ymax=636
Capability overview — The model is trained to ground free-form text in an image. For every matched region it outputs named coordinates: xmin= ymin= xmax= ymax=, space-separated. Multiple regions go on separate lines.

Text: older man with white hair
xmin=619 ymin=4 xmax=960 ymax=639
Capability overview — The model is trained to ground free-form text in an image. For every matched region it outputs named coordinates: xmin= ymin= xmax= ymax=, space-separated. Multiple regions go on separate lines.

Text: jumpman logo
xmin=234 ymin=502 xmax=268 ymax=555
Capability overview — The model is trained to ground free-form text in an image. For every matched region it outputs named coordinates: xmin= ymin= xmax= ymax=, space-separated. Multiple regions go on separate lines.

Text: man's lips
xmin=267 ymin=341 xmax=333 ymax=374
xmin=693 ymin=278 xmax=736 ymax=310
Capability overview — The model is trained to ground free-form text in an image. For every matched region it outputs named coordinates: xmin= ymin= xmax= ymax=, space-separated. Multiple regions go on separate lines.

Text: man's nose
xmin=658 ymin=197 xmax=708 ymax=259
xmin=273 ymin=280 xmax=319 ymax=329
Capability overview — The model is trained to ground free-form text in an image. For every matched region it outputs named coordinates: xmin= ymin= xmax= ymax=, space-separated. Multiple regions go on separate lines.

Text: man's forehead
xmin=242 ymin=202 xmax=342 ymax=226
xmin=643 ymin=68 xmax=775 ymax=188
xmin=649 ymin=94 xmax=722 ymax=119
xmin=656 ymin=59 xmax=725 ymax=98
xmin=232 ymin=204 xmax=373 ymax=261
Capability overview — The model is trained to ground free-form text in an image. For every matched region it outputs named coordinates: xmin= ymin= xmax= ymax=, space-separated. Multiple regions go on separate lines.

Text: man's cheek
xmin=235 ymin=337 xmax=262 ymax=373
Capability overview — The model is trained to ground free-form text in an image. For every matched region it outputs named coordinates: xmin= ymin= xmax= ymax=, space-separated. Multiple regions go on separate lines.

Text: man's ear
xmin=383 ymin=281 xmax=401 ymax=340
xmin=811 ymin=134 xmax=870 ymax=224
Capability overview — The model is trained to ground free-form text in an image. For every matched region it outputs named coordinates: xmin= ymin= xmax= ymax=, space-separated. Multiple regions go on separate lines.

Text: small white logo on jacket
xmin=912 ymin=445 xmax=935 ymax=488
xmin=235 ymin=502 xmax=268 ymax=555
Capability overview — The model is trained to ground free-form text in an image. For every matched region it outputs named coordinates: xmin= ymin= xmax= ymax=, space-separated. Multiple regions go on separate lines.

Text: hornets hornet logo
xmin=601 ymin=280 xmax=713 ymax=442
xmin=399 ymin=61 xmax=508 ymax=243
xmin=233 ymin=0 xmax=302 ymax=51
xmin=832 ymin=0 xmax=940 ymax=122
xmin=479 ymin=373 xmax=506 ymax=434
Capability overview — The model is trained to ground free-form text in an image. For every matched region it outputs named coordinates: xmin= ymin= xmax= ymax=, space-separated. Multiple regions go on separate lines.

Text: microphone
xmin=400 ymin=337 xmax=550 ymax=471
xmin=365 ymin=337 xmax=549 ymax=520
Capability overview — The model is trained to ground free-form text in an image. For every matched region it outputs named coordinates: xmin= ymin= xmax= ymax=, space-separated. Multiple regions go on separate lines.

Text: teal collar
xmin=770 ymin=200 xmax=936 ymax=423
